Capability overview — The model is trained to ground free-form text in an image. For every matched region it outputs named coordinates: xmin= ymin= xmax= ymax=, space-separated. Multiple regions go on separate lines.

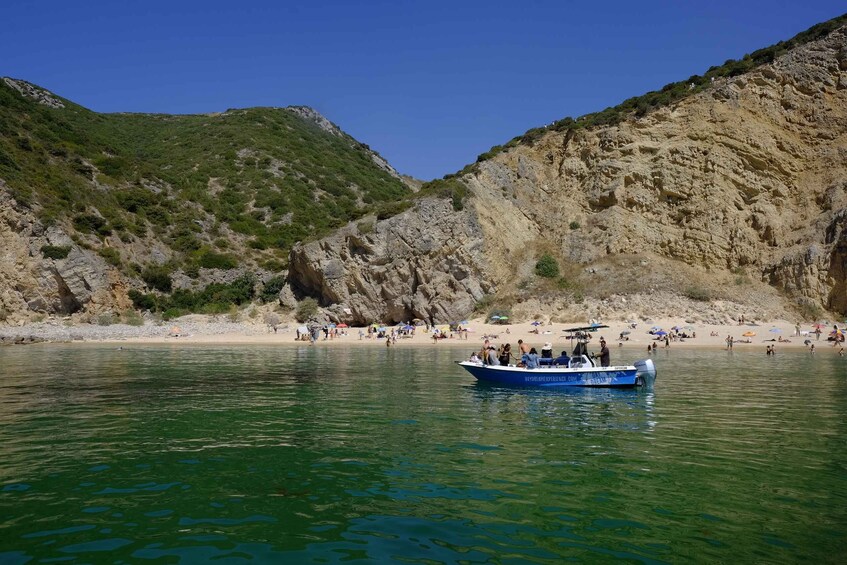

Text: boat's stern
xmin=634 ymin=358 xmax=657 ymax=386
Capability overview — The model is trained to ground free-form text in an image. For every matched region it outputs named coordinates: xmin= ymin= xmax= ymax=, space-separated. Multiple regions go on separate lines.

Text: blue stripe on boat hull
xmin=458 ymin=363 xmax=639 ymax=388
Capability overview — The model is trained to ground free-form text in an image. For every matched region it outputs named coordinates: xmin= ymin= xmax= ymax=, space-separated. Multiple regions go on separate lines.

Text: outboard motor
xmin=634 ymin=359 xmax=657 ymax=386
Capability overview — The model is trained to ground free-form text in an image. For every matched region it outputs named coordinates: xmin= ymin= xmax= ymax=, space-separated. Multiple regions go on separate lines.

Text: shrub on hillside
xmin=261 ymin=275 xmax=286 ymax=303
xmin=295 ymin=297 xmax=319 ymax=322
xmin=535 ymin=254 xmax=560 ymax=279
xmin=128 ymin=289 xmax=157 ymax=311
xmin=40 ymin=245 xmax=71 ymax=260
xmin=197 ymin=249 xmax=238 ymax=270
xmin=141 ymin=265 xmax=173 ymax=293
xmin=73 ymin=214 xmax=111 ymax=236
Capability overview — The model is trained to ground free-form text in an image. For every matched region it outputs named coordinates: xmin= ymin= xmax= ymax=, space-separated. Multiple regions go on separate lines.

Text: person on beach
xmin=810 ymin=344 xmax=815 ymax=354
xmin=726 ymin=335 xmax=733 ymax=350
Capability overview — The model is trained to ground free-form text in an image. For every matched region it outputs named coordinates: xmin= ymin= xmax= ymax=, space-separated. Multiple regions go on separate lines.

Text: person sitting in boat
xmin=524 ymin=347 xmax=539 ymax=369
xmin=552 ymin=351 xmax=571 ymax=366
xmin=486 ymin=346 xmax=500 ymax=366
xmin=469 ymin=351 xmax=481 ymax=363
xmin=540 ymin=342 xmax=553 ymax=359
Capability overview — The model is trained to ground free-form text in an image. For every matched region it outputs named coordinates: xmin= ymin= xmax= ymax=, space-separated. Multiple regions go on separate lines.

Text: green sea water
xmin=0 ymin=344 xmax=845 ymax=563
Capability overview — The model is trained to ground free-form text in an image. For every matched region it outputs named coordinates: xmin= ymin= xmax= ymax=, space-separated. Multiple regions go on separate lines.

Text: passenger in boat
xmin=599 ymin=339 xmax=610 ymax=367
xmin=541 ymin=342 xmax=553 ymax=359
xmin=498 ymin=343 xmax=512 ymax=366
xmin=525 ymin=348 xmax=539 ymax=369
xmin=486 ymin=346 xmax=500 ymax=366
xmin=518 ymin=339 xmax=530 ymax=356
xmin=553 ymin=351 xmax=571 ymax=366
xmin=469 ymin=351 xmax=481 ymax=363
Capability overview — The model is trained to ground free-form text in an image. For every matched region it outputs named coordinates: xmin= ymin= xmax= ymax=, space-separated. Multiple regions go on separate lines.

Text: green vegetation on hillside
xmin=0 ymin=82 xmax=408 ymax=261
xmin=0 ymin=79 xmax=413 ymax=314
xmin=440 ymin=12 xmax=847 ymax=180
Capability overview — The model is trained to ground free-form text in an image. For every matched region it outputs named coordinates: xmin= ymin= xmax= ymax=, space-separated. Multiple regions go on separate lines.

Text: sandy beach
xmin=5 ymin=316 xmax=840 ymax=355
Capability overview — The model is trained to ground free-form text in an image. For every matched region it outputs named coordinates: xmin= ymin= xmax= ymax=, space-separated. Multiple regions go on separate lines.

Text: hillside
xmin=289 ymin=18 xmax=847 ymax=325
xmin=0 ymin=79 xmax=410 ymax=322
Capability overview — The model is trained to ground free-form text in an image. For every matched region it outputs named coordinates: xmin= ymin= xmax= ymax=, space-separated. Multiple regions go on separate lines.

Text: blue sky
xmin=3 ymin=1 xmax=844 ymax=180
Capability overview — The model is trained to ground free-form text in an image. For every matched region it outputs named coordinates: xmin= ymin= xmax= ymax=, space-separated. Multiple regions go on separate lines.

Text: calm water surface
xmin=0 ymin=344 xmax=845 ymax=563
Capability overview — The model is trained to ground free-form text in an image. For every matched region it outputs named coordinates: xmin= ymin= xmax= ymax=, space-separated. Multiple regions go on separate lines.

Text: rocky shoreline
xmin=0 ymin=318 xmax=268 ymax=345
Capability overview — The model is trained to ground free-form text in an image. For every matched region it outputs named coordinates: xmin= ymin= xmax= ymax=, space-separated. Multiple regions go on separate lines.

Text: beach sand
xmin=105 ymin=317 xmax=842 ymax=354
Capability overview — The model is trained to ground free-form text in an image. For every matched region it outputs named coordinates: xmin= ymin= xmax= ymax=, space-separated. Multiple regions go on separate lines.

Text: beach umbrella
xmin=742 ymin=331 xmax=756 ymax=337
xmin=655 ymin=330 xmax=668 ymax=336
xmin=671 ymin=325 xmax=681 ymax=331
xmin=531 ymin=321 xmax=542 ymax=326
xmin=402 ymin=325 xmax=414 ymax=331
xmin=337 ymin=323 xmax=348 ymax=328
xmin=650 ymin=326 xmax=661 ymax=332
xmin=769 ymin=328 xmax=781 ymax=333
xmin=490 ymin=315 xmax=501 ymax=320
xmin=460 ymin=320 xmax=469 ymax=325
xmin=621 ymin=330 xmax=631 ymax=335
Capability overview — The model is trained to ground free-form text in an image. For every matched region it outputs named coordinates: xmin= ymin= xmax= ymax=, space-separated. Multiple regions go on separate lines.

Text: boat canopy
xmin=562 ymin=324 xmax=609 ymax=332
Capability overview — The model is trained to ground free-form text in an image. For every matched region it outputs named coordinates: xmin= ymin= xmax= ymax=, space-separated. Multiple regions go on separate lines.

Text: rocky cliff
xmin=288 ymin=24 xmax=847 ymax=323
xmin=0 ymin=180 xmax=130 ymax=323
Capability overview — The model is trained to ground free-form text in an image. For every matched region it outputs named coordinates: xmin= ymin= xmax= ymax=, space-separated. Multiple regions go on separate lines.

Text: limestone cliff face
xmin=0 ymin=183 xmax=130 ymax=323
xmin=290 ymin=27 xmax=847 ymax=320
xmin=288 ymin=199 xmax=497 ymax=324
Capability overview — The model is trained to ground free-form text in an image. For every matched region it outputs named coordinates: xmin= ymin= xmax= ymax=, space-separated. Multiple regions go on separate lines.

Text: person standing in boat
xmin=599 ymin=338 xmax=610 ymax=367
xmin=524 ymin=348 xmax=539 ymax=369
xmin=498 ymin=343 xmax=512 ymax=366
xmin=486 ymin=346 xmax=500 ymax=366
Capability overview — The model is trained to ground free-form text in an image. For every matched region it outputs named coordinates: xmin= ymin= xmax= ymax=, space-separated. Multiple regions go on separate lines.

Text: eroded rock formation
xmin=289 ymin=27 xmax=847 ymax=321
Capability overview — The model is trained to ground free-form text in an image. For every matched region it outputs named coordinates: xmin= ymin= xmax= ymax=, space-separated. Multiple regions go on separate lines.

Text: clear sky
xmin=3 ymin=1 xmax=844 ymax=180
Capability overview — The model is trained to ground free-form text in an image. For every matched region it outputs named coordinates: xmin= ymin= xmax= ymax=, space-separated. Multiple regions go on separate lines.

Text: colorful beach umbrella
xmin=337 ymin=323 xmax=348 ymax=328
xmin=742 ymin=331 xmax=756 ymax=337
xmin=655 ymin=330 xmax=668 ymax=336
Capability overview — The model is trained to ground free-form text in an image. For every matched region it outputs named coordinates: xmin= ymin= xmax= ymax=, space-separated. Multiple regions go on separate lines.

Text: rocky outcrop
xmin=0 ymin=184 xmax=127 ymax=324
xmin=288 ymin=198 xmax=495 ymax=324
xmin=289 ymin=26 xmax=847 ymax=321
xmin=2 ymin=78 xmax=65 ymax=109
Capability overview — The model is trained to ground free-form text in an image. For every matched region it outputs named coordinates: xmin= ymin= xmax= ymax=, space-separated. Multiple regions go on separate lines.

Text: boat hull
xmin=458 ymin=362 xmax=642 ymax=388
